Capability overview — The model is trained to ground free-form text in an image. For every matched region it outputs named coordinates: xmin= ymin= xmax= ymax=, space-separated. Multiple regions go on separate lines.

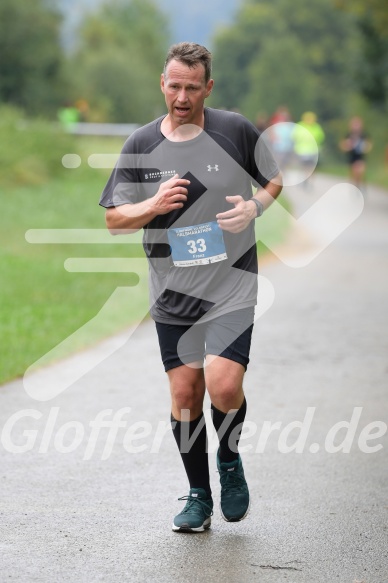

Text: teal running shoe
xmin=217 ymin=451 xmax=250 ymax=522
xmin=172 ymin=487 xmax=213 ymax=532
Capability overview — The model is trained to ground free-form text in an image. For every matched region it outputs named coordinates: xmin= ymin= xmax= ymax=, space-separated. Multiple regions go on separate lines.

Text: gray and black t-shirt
xmin=100 ymin=107 xmax=278 ymax=325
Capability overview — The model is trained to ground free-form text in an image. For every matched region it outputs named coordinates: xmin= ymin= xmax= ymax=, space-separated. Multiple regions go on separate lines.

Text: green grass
xmin=0 ymin=129 xmax=292 ymax=385
xmin=0 ymin=170 xmax=150 ymax=383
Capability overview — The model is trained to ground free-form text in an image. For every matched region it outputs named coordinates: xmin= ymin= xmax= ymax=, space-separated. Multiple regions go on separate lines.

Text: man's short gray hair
xmin=164 ymin=42 xmax=212 ymax=83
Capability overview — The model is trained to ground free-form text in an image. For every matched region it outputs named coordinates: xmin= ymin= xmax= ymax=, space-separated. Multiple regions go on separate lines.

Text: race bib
xmin=167 ymin=221 xmax=227 ymax=267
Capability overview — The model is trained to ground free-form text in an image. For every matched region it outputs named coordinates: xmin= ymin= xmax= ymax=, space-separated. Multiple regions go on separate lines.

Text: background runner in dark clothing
xmin=340 ymin=116 xmax=372 ymax=189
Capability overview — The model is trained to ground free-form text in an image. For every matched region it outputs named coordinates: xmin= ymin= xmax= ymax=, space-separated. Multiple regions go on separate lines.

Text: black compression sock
xmin=211 ymin=398 xmax=247 ymax=463
xmin=171 ymin=412 xmax=211 ymax=496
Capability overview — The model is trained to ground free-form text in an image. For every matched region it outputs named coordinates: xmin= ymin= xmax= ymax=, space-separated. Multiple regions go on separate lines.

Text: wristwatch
xmin=250 ymin=198 xmax=264 ymax=218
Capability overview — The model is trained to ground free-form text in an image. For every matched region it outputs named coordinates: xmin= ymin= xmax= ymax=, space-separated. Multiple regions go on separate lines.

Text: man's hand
xmin=106 ymin=174 xmax=190 ymax=233
xmin=149 ymin=173 xmax=190 ymax=215
xmin=216 ymin=195 xmax=256 ymax=233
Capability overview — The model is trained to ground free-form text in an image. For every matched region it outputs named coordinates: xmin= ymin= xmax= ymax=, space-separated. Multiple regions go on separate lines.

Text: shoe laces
xmin=219 ymin=467 xmax=246 ymax=495
xmin=178 ymin=494 xmax=213 ymax=516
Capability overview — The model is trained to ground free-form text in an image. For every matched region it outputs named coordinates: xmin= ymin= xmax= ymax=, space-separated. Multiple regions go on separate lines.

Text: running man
xmin=100 ymin=42 xmax=282 ymax=532
xmin=340 ymin=116 xmax=372 ymax=190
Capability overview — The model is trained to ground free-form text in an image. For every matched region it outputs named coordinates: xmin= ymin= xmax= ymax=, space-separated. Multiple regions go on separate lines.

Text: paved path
xmin=1 ymin=175 xmax=387 ymax=582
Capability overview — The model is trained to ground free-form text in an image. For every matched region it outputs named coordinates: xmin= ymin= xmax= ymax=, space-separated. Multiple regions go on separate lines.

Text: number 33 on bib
xmin=167 ymin=221 xmax=228 ymax=267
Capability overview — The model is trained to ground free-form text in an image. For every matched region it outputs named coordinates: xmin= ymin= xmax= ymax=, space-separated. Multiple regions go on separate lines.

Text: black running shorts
xmin=155 ymin=308 xmax=255 ymax=372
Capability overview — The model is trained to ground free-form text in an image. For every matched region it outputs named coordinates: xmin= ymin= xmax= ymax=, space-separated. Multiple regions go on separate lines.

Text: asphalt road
xmin=1 ymin=174 xmax=387 ymax=583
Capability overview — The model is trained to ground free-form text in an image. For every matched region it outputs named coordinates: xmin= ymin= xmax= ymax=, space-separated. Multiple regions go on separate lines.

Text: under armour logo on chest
xmin=207 ymin=164 xmax=219 ymax=172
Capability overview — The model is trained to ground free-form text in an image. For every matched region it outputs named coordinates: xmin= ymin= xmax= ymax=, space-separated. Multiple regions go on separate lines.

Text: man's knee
xmin=168 ymin=366 xmax=205 ymax=417
xmin=206 ymin=358 xmax=245 ymax=411
xmin=208 ymin=381 xmax=242 ymax=409
xmin=171 ymin=384 xmax=204 ymax=412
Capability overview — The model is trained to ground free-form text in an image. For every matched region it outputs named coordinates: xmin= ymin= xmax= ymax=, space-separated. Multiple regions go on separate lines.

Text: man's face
xmin=161 ymin=59 xmax=213 ymax=129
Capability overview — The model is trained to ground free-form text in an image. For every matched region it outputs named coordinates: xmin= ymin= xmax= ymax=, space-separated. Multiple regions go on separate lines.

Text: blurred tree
xmin=241 ymin=35 xmax=316 ymax=120
xmin=334 ymin=0 xmax=388 ymax=36
xmin=334 ymin=0 xmax=388 ymax=109
xmin=69 ymin=0 xmax=169 ymax=123
xmin=210 ymin=0 xmax=359 ymax=122
xmin=0 ymin=0 xmax=65 ymax=116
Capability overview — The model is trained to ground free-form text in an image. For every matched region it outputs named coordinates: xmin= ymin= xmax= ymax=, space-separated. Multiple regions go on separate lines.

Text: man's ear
xmin=160 ymin=73 xmax=165 ymax=94
xmin=205 ymin=79 xmax=214 ymax=98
